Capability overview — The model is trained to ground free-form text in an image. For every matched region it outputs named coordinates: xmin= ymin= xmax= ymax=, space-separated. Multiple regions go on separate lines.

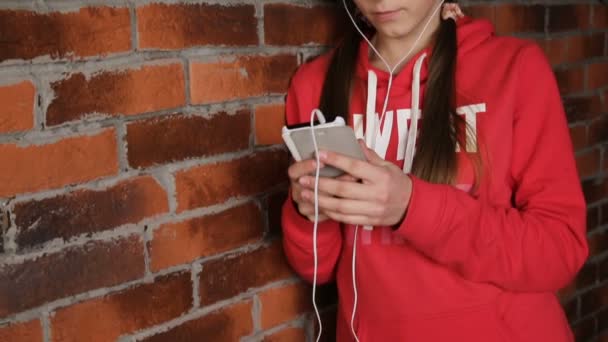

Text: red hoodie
xmin=281 ymin=17 xmax=588 ymax=341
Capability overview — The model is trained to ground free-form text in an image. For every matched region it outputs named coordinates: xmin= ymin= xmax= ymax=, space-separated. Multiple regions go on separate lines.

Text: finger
xmin=358 ymin=139 xmax=387 ymax=166
xmin=336 ymin=174 xmax=359 ymax=182
xmin=318 ymin=150 xmax=379 ymax=181
xmin=298 ymin=203 xmax=329 ymax=221
xmin=288 ymin=159 xmax=324 ymax=181
xmin=324 ymin=211 xmax=378 ymax=226
xmin=301 ymin=190 xmax=381 ymax=216
xmin=299 ymin=176 xmax=371 ymax=200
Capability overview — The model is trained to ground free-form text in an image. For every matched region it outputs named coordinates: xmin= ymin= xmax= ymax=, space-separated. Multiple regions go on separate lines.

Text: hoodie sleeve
xmin=281 ymin=66 xmax=343 ymax=284
xmin=394 ymin=43 xmax=588 ymax=292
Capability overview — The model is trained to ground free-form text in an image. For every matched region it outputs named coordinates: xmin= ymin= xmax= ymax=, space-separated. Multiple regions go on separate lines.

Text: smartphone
xmin=282 ymin=117 xmax=366 ymax=177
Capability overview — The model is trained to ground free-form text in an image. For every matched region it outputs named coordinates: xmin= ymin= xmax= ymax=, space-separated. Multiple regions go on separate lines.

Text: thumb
xmin=358 ymin=139 xmax=385 ymax=166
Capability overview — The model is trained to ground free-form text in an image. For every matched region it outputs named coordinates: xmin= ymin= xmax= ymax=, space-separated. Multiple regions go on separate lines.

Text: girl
xmin=281 ymin=0 xmax=588 ymax=341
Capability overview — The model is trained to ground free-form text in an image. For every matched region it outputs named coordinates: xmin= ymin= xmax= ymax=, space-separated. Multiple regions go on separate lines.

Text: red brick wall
xmin=0 ymin=1 xmax=605 ymax=341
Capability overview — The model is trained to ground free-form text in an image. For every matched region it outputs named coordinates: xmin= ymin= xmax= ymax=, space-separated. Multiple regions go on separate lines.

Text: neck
xmin=370 ymin=14 xmax=441 ymax=74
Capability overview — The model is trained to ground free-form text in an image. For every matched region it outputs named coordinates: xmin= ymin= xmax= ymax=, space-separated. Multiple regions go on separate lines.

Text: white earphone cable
xmin=310 ymin=2 xmax=446 ymax=341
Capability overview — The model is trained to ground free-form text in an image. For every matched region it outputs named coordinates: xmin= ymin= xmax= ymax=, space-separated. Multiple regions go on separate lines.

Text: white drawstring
xmin=404 ymin=54 xmax=427 ymax=173
xmin=307 ymin=2 xmax=446 ymax=341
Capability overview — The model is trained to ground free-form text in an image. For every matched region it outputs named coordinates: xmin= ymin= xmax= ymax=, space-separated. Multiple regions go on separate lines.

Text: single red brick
xmin=576 ymin=149 xmax=601 ymax=178
xmin=588 ymin=62 xmax=608 ymax=90
xmin=463 ymin=5 xmax=496 ymax=25
xmin=0 ymin=7 xmax=131 ymax=62
xmin=126 ymin=110 xmax=250 ymax=169
xmin=0 ymin=129 xmax=118 ymax=198
xmin=587 ymin=231 xmax=608 ymax=258
xmin=588 ymin=206 xmax=600 ymax=232
xmin=175 ymin=150 xmax=289 ymax=212
xmin=0 ymin=319 xmax=43 ymax=342
xmin=564 ymin=33 xmax=605 ymax=63
xmin=576 ymin=263 xmax=598 ymax=290
xmin=139 ymin=301 xmax=253 ymax=342
xmin=538 ymin=37 xmax=569 ymax=66
xmin=572 ymin=316 xmax=596 ymax=342
xmin=259 ymin=282 xmax=312 ymax=329
xmin=549 ymin=4 xmax=591 ymax=32
xmin=569 ymin=125 xmax=588 ymax=150
xmin=264 ymin=4 xmax=344 ymax=46
xmin=564 ymin=95 xmax=603 ymax=123
xmin=554 ymin=67 xmax=585 ymax=94
xmin=601 ymin=257 xmax=608 ymax=281
xmin=14 ymin=176 xmax=168 ymax=249
xmin=494 ymin=4 xmax=545 ymax=35
xmin=51 ymin=272 xmax=192 ymax=342
xmin=589 ymin=117 xmax=608 ymax=145
xmin=199 ymin=242 xmax=294 ymax=305
xmin=137 ymin=3 xmax=257 ymax=49
xmin=0 ymin=236 xmax=144 ymax=318
xmin=598 ymin=311 xmax=608 ymax=340
xmin=582 ymin=178 xmax=608 ymax=205
xmin=190 ymin=55 xmax=297 ymax=104
xmin=150 ymin=202 xmax=264 ymax=272
xmin=47 ymin=63 xmax=185 ymax=126
xmin=263 ymin=327 xmax=307 ymax=342
xmin=581 ymin=283 xmax=608 ymax=317
xmin=592 ymin=4 xmax=608 ymax=29
xmin=255 ymin=104 xmax=285 ymax=145
xmin=0 ymin=81 xmax=35 ymax=133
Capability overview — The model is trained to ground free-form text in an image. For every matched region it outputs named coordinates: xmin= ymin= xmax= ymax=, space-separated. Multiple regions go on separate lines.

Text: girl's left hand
xmin=298 ymin=140 xmax=413 ymax=227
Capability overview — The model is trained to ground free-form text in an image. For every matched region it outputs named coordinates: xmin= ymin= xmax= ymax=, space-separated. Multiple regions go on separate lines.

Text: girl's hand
xmin=287 ymin=159 xmax=357 ymax=222
xmin=298 ymin=141 xmax=413 ymax=227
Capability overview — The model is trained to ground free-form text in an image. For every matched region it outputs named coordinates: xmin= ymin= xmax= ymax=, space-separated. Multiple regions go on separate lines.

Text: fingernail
xmin=318 ymin=151 xmax=328 ymax=160
xmin=299 ymin=177 xmax=308 ymax=186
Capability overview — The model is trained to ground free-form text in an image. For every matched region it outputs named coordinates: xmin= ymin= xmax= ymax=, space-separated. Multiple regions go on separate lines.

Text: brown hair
xmin=319 ymin=0 xmax=473 ymax=185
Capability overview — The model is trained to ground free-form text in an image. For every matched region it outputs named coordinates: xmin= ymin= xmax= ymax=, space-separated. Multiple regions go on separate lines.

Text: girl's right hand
xmin=288 ymin=159 xmax=359 ymax=222
xmin=288 ymin=159 xmax=329 ymax=222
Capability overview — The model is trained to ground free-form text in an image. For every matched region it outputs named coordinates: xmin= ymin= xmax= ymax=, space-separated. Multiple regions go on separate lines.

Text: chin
xmin=375 ymin=24 xmax=415 ymax=40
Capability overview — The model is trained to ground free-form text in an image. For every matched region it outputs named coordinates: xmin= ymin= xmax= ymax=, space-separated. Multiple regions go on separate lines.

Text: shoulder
xmin=290 ymin=50 xmax=334 ymax=89
xmin=285 ymin=49 xmax=335 ymax=124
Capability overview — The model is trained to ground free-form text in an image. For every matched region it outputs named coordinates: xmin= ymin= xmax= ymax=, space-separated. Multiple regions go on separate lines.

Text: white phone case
xmin=282 ymin=117 xmax=366 ymax=178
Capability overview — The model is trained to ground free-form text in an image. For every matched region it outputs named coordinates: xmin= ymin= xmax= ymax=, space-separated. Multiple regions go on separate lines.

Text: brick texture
xmin=264 ymin=4 xmax=343 ymax=46
xmin=0 ymin=319 xmax=43 ymax=342
xmin=263 ymin=327 xmax=307 ymax=342
xmin=13 ymin=176 xmax=168 ymax=249
xmin=190 ymin=55 xmax=297 ymax=104
xmin=0 ymin=129 xmax=118 ymax=198
xmin=137 ymin=3 xmax=258 ymax=49
xmin=0 ymin=236 xmax=144 ymax=318
xmin=0 ymin=0 xmax=607 ymax=341
xmin=149 ymin=202 xmax=264 ymax=272
xmin=255 ymin=104 xmax=285 ymax=145
xmin=0 ymin=7 xmax=131 ymax=62
xmin=47 ymin=63 xmax=186 ymax=126
xmin=259 ymin=282 xmax=312 ymax=329
xmin=126 ymin=110 xmax=250 ymax=169
xmin=0 ymin=81 xmax=35 ymax=133
xmin=139 ymin=301 xmax=253 ymax=342
xmin=51 ymin=272 xmax=192 ymax=342
xmin=175 ymin=150 xmax=289 ymax=212
xmin=199 ymin=242 xmax=294 ymax=305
